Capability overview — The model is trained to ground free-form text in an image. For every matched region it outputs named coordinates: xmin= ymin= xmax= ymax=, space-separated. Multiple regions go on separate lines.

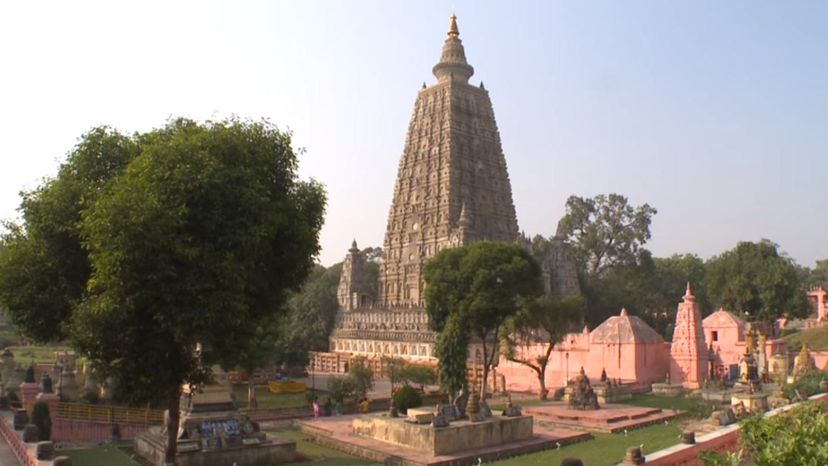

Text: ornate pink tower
xmin=670 ymin=282 xmax=708 ymax=388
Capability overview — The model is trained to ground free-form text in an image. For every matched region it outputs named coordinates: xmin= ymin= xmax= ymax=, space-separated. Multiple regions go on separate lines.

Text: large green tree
xmin=0 ymin=128 xmax=139 ymax=341
xmin=808 ymin=259 xmax=828 ymax=289
xmin=1 ymin=119 xmax=326 ymax=464
xmin=424 ymin=241 xmax=542 ymax=405
xmin=557 ymin=193 xmax=657 ymax=276
xmin=503 ymin=294 xmax=584 ymax=399
xmin=703 ymin=240 xmax=809 ymax=323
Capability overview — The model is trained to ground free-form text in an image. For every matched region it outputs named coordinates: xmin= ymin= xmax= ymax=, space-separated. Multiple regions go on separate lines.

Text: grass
xmin=61 ymin=444 xmax=142 ymax=466
xmin=233 ymin=385 xmax=314 ymax=410
xmin=7 ymin=344 xmax=70 ymax=364
xmin=489 ymin=423 xmax=682 ymax=466
xmin=782 ymin=326 xmax=828 ymax=352
xmin=270 ymin=428 xmax=383 ymax=465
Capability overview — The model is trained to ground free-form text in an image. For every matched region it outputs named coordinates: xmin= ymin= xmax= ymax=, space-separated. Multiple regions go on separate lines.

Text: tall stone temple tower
xmin=320 ymin=15 xmax=519 ymax=370
xmin=378 ymin=14 xmax=519 ymax=307
xmin=669 ymin=282 xmax=708 ymax=388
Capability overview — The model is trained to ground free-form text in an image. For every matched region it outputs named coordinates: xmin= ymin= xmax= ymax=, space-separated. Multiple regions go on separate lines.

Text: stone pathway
xmin=0 ymin=430 xmax=21 ymax=466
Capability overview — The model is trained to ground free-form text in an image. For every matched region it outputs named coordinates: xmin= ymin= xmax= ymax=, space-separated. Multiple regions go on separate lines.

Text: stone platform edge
xmin=298 ymin=419 xmax=592 ymax=466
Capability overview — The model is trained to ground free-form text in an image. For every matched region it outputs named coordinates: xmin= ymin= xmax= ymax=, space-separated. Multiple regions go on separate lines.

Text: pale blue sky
xmin=0 ymin=1 xmax=825 ymax=267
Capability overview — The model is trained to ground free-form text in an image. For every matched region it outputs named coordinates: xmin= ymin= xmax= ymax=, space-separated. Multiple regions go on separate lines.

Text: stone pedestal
xmin=352 ymin=414 xmax=533 ymax=455
xmin=731 ymin=392 xmax=769 ymax=414
xmin=20 ymin=382 xmax=40 ymax=416
xmin=135 ymin=365 xmax=296 ymax=466
xmin=651 ymin=383 xmax=684 ymax=397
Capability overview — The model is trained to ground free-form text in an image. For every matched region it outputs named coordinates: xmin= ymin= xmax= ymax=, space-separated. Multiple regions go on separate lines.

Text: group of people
xmin=311 ymin=396 xmax=372 ymax=416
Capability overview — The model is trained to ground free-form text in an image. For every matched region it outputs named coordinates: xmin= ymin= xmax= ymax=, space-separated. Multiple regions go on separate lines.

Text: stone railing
xmin=615 ymin=392 xmax=828 ymax=466
xmin=0 ymin=412 xmax=39 ymax=466
xmin=56 ymin=402 xmax=164 ymax=425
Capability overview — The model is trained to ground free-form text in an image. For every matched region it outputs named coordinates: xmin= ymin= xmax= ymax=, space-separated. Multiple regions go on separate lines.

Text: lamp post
xmin=565 ymin=352 xmax=569 ymax=386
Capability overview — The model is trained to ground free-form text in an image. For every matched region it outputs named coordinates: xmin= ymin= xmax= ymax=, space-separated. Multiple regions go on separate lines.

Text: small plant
xmin=393 ymin=384 xmax=422 ymax=414
xmin=783 ymin=370 xmax=827 ymax=400
xmin=80 ymin=390 xmax=100 ymax=405
xmin=7 ymin=388 xmax=19 ymax=404
xmin=31 ymin=400 xmax=51 ymax=441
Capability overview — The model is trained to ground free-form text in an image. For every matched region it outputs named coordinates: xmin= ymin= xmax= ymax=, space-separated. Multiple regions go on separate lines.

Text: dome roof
xmin=703 ymin=308 xmax=745 ymax=329
xmin=590 ymin=309 xmax=664 ymax=344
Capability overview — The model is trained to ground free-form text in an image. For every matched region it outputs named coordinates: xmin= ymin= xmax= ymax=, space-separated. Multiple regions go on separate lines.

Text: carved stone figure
xmin=568 ymin=367 xmax=599 ymax=410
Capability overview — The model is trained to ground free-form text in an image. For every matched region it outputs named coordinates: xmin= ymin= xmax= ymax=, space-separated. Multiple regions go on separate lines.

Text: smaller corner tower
xmin=670 ymin=282 xmax=708 ymax=388
xmin=337 ymin=240 xmax=373 ymax=311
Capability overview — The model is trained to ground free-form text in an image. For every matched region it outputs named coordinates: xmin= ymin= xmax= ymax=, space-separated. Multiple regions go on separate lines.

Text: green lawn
xmin=270 ymin=428 xmax=383 ymax=465
xmin=7 ymin=344 xmax=70 ymax=364
xmin=490 ymin=423 xmax=681 ymax=466
xmin=782 ymin=326 xmax=828 ymax=352
xmin=233 ymin=385 xmax=315 ymax=410
xmin=61 ymin=444 xmax=142 ymax=466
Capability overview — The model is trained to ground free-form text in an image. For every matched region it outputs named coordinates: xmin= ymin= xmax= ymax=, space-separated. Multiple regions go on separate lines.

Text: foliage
xmin=783 ymin=370 xmax=827 ymax=400
xmin=504 ymin=294 xmax=584 ymax=398
xmin=557 ymin=193 xmax=657 ymax=276
xmin=424 ymin=241 xmax=543 ymax=398
xmin=393 ymin=384 xmax=422 ymax=414
xmin=704 ymin=240 xmax=810 ymax=322
xmin=0 ymin=119 xmax=325 ymax=463
xmin=382 ymin=357 xmax=408 ymax=387
xmin=807 ymin=259 xmax=828 ymax=289
xmin=729 ymin=402 xmax=828 ymax=466
xmin=327 ymin=376 xmax=358 ymax=403
xmin=80 ymin=390 xmax=101 ymax=405
xmin=32 ymin=400 xmax=51 ymax=440
xmin=698 ymin=450 xmax=742 ymax=466
xmin=432 ymin=317 xmax=469 ymax=400
xmin=401 ymin=364 xmax=437 ymax=390
xmin=6 ymin=388 xmax=18 ymax=403
xmin=0 ymin=128 xmax=139 ymax=341
xmin=347 ymin=357 xmax=374 ymax=397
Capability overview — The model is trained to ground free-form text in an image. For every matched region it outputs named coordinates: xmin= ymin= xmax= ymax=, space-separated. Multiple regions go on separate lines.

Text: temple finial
xmin=448 ymin=13 xmax=459 ymax=38
xmin=684 ymin=281 xmax=695 ymax=300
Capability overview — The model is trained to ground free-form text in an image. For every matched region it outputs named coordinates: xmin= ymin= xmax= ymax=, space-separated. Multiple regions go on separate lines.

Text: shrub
xmin=783 ymin=370 xmax=827 ymax=400
xmin=31 ymin=401 xmax=51 ymax=441
xmin=7 ymin=388 xmax=19 ymax=404
xmin=80 ymin=390 xmax=100 ymax=405
xmin=393 ymin=384 xmax=422 ymax=414
xmin=327 ymin=376 xmax=358 ymax=403
xmin=348 ymin=357 xmax=374 ymax=397
xmin=402 ymin=364 xmax=437 ymax=390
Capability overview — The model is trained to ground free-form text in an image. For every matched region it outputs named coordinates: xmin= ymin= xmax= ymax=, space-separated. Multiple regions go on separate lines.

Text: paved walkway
xmin=0 ymin=430 xmax=21 ymax=466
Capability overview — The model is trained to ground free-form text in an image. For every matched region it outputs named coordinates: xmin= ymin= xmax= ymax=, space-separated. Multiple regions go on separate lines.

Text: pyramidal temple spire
xmin=433 ymin=13 xmax=474 ymax=83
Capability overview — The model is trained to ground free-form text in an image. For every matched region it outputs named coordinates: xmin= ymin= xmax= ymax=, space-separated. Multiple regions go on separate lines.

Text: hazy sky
xmin=1 ymin=1 xmax=825 ymax=267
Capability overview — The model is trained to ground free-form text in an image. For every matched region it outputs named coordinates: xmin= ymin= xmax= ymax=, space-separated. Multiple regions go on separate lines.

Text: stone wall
xmin=620 ymin=393 xmax=828 ymax=466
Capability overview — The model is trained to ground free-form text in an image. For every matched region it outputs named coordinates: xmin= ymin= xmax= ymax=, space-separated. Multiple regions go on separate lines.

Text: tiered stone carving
xmin=669 ymin=283 xmax=708 ymax=389
xmin=326 ymin=14 xmax=520 ymax=368
xmin=337 ymin=240 xmax=374 ymax=310
xmin=566 ymin=367 xmax=599 ymax=410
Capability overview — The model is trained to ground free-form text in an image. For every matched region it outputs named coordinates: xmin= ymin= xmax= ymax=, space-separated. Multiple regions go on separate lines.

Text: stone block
xmin=13 ymin=408 xmax=28 ymax=430
xmin=36 ymin=440 xmax=54 ymax=460
xmin=405 ymin=408 xmax=434 ymax=424
xmin=22 ymin=423 xmax=39 ymax=442
xmin=352 ymin=414 xmax=533 ymax=455
xmin=53 ymin=456 xmax=73 ymax=466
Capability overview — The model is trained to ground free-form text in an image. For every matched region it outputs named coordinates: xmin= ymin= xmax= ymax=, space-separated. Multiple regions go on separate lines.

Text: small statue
xmin=600 ymin=368 xmax=607 ymax=383
xmin=24 ymin=364 xmax=35 ymax=384
xmin=568 ymin=367 xmax=600 ymax=410
xmin=665 ymin=372 xmax=671 ymax=385
xmin=41 ymin=373 xmax=53 ymax=394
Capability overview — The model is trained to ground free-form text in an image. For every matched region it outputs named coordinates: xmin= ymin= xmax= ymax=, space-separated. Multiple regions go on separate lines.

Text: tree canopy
xmin=557 ymin=193 xmax=657 ymax=276
xmin=0 ymin=119 xmax=326 ymax=463
xmin=703 ymin=240 xmax=809 ymax=322
xmin=424 ymin=241 xmax=542 ymax=401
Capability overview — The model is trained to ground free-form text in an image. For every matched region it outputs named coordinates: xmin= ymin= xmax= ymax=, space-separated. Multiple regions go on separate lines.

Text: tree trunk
xmin=538 ymin=365 xmax=548 ymax=400
xmin=165 ymin=390 xmax=181 ymax=466
xmin=248 ymin=378 xmax=258 ymax=409
xmin=480 ymin=340 xmax=489 ymax=401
